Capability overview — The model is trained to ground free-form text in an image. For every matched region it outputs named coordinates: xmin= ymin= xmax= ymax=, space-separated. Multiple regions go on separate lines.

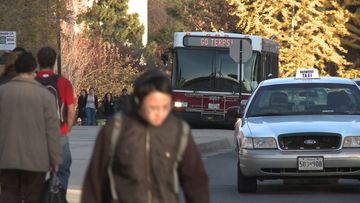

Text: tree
xmin=166 ymin=0 xmax=239 ymax=32
xmin=340 ymin=0 xmax=360 ymax=77
xmin=78 ymin=0 xmax=144 ymax=47
xmin=228 ymin=0 xmax=351 ymax=77
xmin=149 ymin=0 xmax=240 ymax=45
xmin=0 ymin=0 xmax=69 ymax=54
xmin=69 ymin=0 xmax=148 ymax=96
xmin=147 ymin=0 xmax=241 ymax=75
xmin=61 ymin=33 xmax=143 ymax=96
xmin=61 ymin=34 xmax=95 ymax=92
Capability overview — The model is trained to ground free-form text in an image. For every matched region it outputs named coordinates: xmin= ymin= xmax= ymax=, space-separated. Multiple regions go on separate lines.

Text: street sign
xmin=229 ymin=39 xmax=252 ymax=63
xmin=0 ymin=31 xmax=16 ymax=51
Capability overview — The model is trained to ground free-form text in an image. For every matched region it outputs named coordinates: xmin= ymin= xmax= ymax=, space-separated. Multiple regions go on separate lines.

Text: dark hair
xmin=37 ymin=46 xmax=57 ymax=69
xmin=122 ymin=88 xmax=127 ymax=92
xmin=15 ymin=52 xmax=37 ymax=73
xmin=12 ymin=47 xmax=26 ymax=53
xmin=133 ymin=69 xmax=172 ymax=108
xmin=105 ymin=92 xmax=113 ymax=101
xmin=1 ymin=49 xmax=26 ymax=77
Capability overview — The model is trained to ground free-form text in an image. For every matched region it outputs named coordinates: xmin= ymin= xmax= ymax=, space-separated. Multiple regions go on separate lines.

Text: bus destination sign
xmin=183 ymin=36 xmax=235 ymax=48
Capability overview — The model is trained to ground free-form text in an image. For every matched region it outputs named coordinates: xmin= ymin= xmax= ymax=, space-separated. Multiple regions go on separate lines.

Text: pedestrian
xmin=0 ymin=47 xmax=26 ymax=86
xmin=85 ymin=87 xmax=99 ymax=125
xmin=0 ymin=52 xmax=62 ymax=203
xmin=117 ymin=88 xmax=131 ymax=112
xmin=81 ymin=69 xmax=209 ymax=203
xmin=77 ymin=89 xmax=88 ymax=125
xmin=36 ymin=46 xmax=76 ymax=196
xmin=103 ymin=92 xmax=115 ymax=119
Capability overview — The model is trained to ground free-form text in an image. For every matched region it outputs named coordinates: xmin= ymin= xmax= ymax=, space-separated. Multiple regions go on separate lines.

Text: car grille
xmin=278 ymin=133 xmax=341 ymax=150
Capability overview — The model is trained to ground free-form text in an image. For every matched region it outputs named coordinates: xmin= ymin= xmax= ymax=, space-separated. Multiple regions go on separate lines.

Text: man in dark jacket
xmin=117 ymin=88 xmax=131 ymax=113
xmin=81 ymin=69 xmax=209 ymax=203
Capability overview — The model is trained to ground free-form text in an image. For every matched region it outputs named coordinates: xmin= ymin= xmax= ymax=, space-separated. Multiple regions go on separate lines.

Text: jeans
xmin=85 ymin=107 xmax=96 ymax=126
xmin=57 ymin=136 xmax=72 ymax=193
xmin=0 ymin=169 xmax=46 ymax=203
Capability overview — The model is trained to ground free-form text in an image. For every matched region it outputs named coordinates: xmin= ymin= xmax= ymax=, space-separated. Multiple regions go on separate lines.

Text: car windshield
xmin=247 ymin=83 xmax=360 ymax=117
xmin=355 ymin=80 xmax=360 ymax=86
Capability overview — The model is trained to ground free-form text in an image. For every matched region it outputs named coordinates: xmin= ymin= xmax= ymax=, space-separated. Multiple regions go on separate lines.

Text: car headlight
xmin=174 ymin=101 xmax=188 ymax=108
xmin=253 ymin=137 xmax=277 ymax=149
xmin=343 ymin=136 xmax=360 ymax=148
xmin=241 ymin=137 xmax=254 ymax=149
xmin=240 ymin=137 xmax=277 ymax=149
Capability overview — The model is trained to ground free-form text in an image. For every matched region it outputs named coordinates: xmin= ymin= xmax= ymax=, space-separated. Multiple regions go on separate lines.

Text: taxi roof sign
xmin=295 ymin=68 xmax=320 ymax=79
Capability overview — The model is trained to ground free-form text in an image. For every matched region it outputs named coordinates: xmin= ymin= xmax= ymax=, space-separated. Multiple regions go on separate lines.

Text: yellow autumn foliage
xmin=229 ymin=0 xmax=360 ymax=78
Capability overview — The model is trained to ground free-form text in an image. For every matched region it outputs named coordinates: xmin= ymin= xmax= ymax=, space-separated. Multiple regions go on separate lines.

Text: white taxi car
xmin=235 ymin=69 xmax=360 ymax=193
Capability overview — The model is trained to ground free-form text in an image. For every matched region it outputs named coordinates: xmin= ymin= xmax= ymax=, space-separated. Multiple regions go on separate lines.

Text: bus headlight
xmin=343 ymin=136 xmax=360 ymax=148
xmin=174 ymin=101 xmax=188 ymax=108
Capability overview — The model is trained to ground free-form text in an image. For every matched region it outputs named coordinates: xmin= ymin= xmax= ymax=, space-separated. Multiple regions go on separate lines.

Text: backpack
xmin=107 ymin=113 xmax=190 ymax=202
xmin=36 ymin=74 xmax=67 ymax=126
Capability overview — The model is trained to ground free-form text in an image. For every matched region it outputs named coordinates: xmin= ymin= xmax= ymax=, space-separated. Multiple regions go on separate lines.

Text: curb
xmin=197 ymin=136 xmax=234 ymax=154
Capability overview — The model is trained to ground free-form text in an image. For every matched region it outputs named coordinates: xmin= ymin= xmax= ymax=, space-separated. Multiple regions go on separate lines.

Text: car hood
xmin=244 ymin=115 xmax=360 ymax=137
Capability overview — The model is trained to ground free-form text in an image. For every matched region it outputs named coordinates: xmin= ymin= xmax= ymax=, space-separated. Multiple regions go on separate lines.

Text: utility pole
xmin=57 ymin=16 xmax=62 ymax=76
xmin=56 ymin=1 xmax=62 ymax=76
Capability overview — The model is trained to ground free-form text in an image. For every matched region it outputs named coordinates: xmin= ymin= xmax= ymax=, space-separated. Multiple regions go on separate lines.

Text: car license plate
xmin=298 ymin=157 xmax=324 ymax=171
xmin=208 ymin=103 xmax=220 ymax=110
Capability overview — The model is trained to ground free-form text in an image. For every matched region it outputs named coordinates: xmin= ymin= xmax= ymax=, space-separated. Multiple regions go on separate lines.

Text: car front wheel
xmin=237 ymin=160 xmax=257 ymax=193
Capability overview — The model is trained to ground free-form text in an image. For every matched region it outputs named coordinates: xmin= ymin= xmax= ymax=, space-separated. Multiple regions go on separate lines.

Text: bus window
xmin=175 ymin=49 xmax=215 ymax=90
xmin=216 ymin=51 xmax=239 ymax=92
xmin=250 ymin=53 xmax=260 ymax=90
xmin=240 ymin=53 xmax=256 ymax=93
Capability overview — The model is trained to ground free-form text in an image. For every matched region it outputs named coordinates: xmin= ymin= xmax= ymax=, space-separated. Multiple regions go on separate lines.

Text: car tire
xmin=237 ymin=160 xmax=257 ymax=193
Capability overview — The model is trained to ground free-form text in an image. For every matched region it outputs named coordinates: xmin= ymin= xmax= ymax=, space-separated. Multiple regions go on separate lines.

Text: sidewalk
xmin=67 ymin=126 xmax=234 ymax=203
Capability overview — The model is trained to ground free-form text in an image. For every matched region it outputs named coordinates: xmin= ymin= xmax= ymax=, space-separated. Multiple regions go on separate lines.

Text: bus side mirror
xmin=227 ymin=107 xmax=243 ymax=118
xmin=161 ymin=52 xmax=169 ymax=66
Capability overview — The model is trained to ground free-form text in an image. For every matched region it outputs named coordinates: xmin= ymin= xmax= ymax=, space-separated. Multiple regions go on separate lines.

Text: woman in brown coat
xmin=81 ymin=69 xmax=209 ymax=203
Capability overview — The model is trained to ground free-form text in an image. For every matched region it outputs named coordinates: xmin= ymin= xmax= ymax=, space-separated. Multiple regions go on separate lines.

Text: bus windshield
xmin=172 ymin=48 xmax=259 ymax=93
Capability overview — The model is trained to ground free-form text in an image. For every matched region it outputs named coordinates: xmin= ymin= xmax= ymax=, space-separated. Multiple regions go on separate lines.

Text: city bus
xmin=171 ymin=32 xmax=279 ymax=126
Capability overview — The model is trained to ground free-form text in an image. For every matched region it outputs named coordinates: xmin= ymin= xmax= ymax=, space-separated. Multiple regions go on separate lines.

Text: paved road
xmin=67 ymin=126 xmax=234 ymax=202
xmin=67 ymin=127 xmax=360 ymax=203
xmin=204 ymin=150 xmax=360 ymax=203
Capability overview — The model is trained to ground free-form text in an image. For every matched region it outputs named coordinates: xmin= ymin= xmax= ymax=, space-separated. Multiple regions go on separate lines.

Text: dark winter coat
xmin=117 ymin=95 xmax=131 ymax=112
xmin=81 ymin=113 xmax=209 ymax=203
xmin=103 ymin=99 xmax=115 ymax=118
xmin=77 ymin=95 xmax=87 ymax=119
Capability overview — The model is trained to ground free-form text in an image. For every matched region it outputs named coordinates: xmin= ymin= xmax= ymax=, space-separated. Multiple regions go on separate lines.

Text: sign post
xmin=0 ymin=31 xmax=16 ymax=51
xmin=229 ymin=39 xmax=252 ymax=114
